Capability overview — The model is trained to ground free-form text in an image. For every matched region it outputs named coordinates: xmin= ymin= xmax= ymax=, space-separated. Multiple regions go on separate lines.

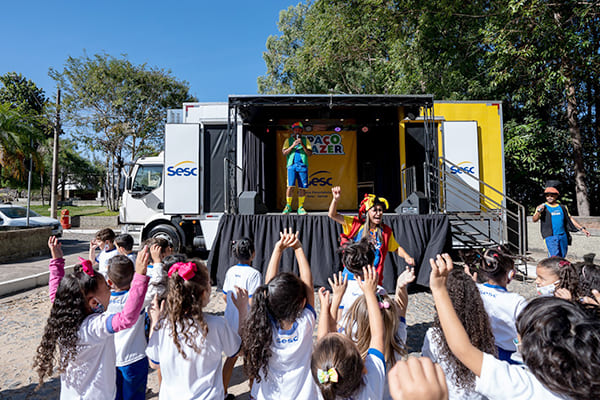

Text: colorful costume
xmin=538 ymin=203 xmax=577 ymax=257
xmin=283 ymin=136 xmax=312 ymax=189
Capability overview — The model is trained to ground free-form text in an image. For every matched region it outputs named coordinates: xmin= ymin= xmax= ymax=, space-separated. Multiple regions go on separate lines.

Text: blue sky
xmin=0 ymin=1 xmax=300 ymax=102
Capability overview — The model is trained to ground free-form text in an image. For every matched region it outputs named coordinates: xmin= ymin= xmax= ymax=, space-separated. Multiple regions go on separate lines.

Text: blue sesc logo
xmin=167 ymin=161 xmax=198 ymax=177
xmin=308 ymin=170 xmax=333 ymax=187
xmin=449 ymin=161 xmax=476 ymax=175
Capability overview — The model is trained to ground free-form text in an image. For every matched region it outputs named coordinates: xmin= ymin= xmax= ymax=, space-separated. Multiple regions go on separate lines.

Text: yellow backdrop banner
xmin=277 ymin=128 xmax=357 ymax=210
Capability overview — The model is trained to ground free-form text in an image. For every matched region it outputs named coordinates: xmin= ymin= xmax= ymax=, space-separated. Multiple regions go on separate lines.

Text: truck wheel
xmin=148 ymin=224 xmax=181 ymax=253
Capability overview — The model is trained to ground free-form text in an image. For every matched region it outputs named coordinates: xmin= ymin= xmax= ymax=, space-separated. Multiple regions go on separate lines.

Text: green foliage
xmin=50 ymin=52 xmax=196 ymax=210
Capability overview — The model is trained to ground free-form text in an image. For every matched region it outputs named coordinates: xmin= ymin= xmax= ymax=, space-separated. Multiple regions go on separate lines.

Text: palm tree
xmin=0 ymin=103 xmax=36 ymax=183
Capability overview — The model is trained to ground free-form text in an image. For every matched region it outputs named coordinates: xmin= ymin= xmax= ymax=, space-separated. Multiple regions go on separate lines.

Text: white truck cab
xmin=120 ymin=102 xmax=240 ymax=252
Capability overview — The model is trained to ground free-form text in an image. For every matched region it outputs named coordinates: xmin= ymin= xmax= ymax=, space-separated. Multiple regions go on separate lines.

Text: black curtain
xmin=242 ymin=129 xmax=267 ymax=203
xmin=207 ymin=214 xmax=450 ymax=292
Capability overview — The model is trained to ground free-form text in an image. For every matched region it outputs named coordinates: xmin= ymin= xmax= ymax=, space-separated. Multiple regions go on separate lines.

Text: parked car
xmin=0 ymin=205 xmax=63 ymax=237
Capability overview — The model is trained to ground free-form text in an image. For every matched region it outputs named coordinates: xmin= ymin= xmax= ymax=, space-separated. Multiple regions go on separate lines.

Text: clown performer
xmin=328 ymin=186 xmax=415 ymax=284
xmin=282 ymin=121 xmax=312 ymax=215
xmin=532 ymin=184 xmax=590 ymax=257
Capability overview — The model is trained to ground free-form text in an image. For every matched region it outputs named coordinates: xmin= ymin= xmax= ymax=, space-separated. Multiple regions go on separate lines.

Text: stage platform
xmin=207 ymin=213 xmax=450 ymax=292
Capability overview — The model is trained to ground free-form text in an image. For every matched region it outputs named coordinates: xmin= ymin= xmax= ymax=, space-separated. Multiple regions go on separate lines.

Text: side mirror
xmin=126 ymin=176 xmax=132 ymax=191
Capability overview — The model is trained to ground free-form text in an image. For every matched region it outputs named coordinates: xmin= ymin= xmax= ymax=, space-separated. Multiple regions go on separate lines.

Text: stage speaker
xmin=395 ymin=191 xmax=429 ymax=215
xmin=238 ymin=191 xmax=268 ymax=215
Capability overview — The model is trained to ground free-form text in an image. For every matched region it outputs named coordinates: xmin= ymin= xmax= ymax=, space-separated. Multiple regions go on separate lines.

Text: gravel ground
xmin=0 ymin=267 xmax=538 ymax=399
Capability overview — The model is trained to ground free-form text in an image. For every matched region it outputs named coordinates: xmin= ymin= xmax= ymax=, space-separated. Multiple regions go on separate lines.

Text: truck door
xmin=123 ymin=163 xmax=164 ymax=223
xmin=164 ymin=124 xmax=203 ymax=214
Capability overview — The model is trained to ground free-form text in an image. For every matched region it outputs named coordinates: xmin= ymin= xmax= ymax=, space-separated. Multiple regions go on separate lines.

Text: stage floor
xmin=207 ymin=213 xmax=450 ymax=292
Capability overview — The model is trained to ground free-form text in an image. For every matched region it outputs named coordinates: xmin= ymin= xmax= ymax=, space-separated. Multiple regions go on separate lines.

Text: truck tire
xmin=148 ymin=224 xmax=182 ymax=253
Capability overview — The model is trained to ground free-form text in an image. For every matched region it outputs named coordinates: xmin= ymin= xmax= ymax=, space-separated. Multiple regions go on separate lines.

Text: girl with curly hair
xmin=240 ymin=229 xmax=317 ymax=400
xmin=422 ymin=267 xmax=497 ymax=399
xmin=469 ymin=247 xmax=527 ymax=364
xmin=33 ymin=237 xmax=150 ymax=399
xmin=430 ymin=253 xmax=600 ymax=400
xmin=146 ymin=258 xmax=244 ymax=399
xmin=311 ymin=266 xmax=386 ymax=400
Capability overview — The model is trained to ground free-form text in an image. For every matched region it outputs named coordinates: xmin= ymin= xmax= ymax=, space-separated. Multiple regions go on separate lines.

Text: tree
xmin=0 ymin=73 xmax=48 ymax=187
xmin=483 ymin=0 xmax=600 ymax=215
xmin=50 ymin=53 xmax=196 ymax=210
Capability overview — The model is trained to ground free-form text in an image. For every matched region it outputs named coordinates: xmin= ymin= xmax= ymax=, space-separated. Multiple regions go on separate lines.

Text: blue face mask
xmin=91 ymin=298 xmax=105 ymax=313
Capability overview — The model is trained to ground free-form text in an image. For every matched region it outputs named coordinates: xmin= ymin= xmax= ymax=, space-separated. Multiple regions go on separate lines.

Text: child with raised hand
xmin=106 ymin=250 xmax=165 ymax=400
xmin=222 ymin=237 xmax=262 ymax=398
xmin=470 ymin=248 xmax=527 ymax=363
xmin=34 ymin=236 xmax=150 ymax=399
xmin=312 ymin=265 xmax=387 ymax=400
xmin=89 ymin=227 xmax=118 ymax=277
xmin=429 ymin=253 xmax=600 ymax=400
xmin=241 ymin=228 xmax=317 ymax=400
xmin=388 ymin=357 xmax=448 ymax=400
xmin=421 ymin=268 xmax=496 ymax=399
xmin=535 ymin=256 xmax=579 ymax=298
xmin=146 ymin=259 xmax=245 ymax=399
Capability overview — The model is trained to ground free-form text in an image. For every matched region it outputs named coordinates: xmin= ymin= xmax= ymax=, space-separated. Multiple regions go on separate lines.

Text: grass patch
xmin=30 ymin=205 xmax=118 ymax=217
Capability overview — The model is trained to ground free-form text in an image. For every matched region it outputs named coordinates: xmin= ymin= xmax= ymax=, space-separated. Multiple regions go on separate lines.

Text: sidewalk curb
xmin=0 ymin=264 xmax=76 ymax=298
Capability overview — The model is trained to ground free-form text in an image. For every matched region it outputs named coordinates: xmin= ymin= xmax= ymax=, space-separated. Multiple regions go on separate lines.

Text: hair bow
xmin=559 ymin=260 xmax=571 ymax=268
xmin=317 ymin=367 xmax=339 ymax=384
xmin=168 ymin=262 xmax=197 ymax=281
xmin=376 ymin=293 xmax=390 ymax=309
xmin=78 ymin=256 xmax=94 ymax=277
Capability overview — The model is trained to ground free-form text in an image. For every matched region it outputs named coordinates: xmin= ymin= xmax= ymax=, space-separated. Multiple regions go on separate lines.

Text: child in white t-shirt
xmin=421 ymin=268 xmax=496 ymax=399
xmin=312 ymin=266 xmax=386 ymax=400
xmin=429 ymin=253 xmax=600 ymax=400
xmin=469 ymin=248 xmax=527 ymax=364
xmin=222 ymin=237 xmax=262 ymax=398
xmin=34 ymin=237 xmax=150 ymax=399
xmin=241 ymin=229 xmax=318 ymax=400
xmin=106 ymin=247 xmax=164 ymax=400
xmin=146 ymin=259 xmax=244 ymax=399
xmin=89 ymin=227 xmax=119 ymax=277
xmin=115 ymin=233 xmax=136 ymax=264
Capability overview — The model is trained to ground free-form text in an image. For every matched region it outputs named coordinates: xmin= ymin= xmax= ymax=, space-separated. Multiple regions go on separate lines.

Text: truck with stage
xmin=119 ymin=95 xmax=526 ymax=262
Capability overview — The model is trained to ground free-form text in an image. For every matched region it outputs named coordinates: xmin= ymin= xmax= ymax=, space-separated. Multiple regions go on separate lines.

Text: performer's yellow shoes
xmin=297 ymin=206 xmax=307 ymax=215
xmin=282 ymin=204 xmax=293 ymax=214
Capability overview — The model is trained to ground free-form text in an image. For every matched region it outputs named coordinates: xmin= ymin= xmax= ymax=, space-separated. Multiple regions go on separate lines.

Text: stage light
xmin=305 ymin=125 xmax=313 ymax=132
xmin=361 ymin=126 xmax=369 ymax=133
xmin=334 ymin=126 xmax=342 ymax=132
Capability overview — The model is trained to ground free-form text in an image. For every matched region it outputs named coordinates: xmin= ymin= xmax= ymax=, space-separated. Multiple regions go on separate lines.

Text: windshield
xmin=132 ymin=165 xmax=163 ymax=192
xmin=0 ymin=207 xmax=41 ymax=218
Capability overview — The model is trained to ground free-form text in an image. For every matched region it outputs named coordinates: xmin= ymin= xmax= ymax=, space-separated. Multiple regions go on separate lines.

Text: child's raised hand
xmin=277 ymin=228 xmax=300 ymax=250
xmin=232 ymin=286 xmax=249 ymax=310
xmin=429 ymin=254 xmax=453 ymax=292
xmin=89 ymin=239 xmax=99 ymax=251
xmin=318 ymin=286 xmax=331 ymax=308
xmin=48 ymin=236 xmax=63 ymax=259
xmin=328 ymin=272 xmax=348 ymax=299
xmin=396 ymin=266 xmax=416 ymax=290
xmin=135 ymin=245 xmax=150 ymax=275
xmin=463 ymin=265 xmax=478 ymax=282
xmin=555 ymin=288 xmax=572 ymax=301
xmin=149 ymin=293 xmax=164 ymax=324
xmin=388 ymin=357 xmax=448 ymax=400
xmin=357 ymin=266 xmax=378 ymax=293
xmin=150 ymin=243 xmax=162 ymax=264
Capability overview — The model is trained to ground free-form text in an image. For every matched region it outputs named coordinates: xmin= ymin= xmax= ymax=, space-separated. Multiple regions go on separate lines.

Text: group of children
xmin=33 ymin=226 xmax=600 ymax=399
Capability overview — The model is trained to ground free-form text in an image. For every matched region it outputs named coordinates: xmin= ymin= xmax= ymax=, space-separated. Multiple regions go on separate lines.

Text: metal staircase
xmin=422 ymin=157 xmax=527 ymax=255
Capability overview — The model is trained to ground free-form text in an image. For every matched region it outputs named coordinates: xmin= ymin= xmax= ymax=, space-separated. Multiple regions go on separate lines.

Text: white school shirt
xmin=251 ymin=305 xmax=318 ymax=400
xmin=222 ymin=263 xmax=262 ymax=331
xmin=475 ymin=353 xmax=567 ymax=399
xmin=316 ymin=349 xmax=386 ymax=400
xmin=96 ymin=247 xmax=118 ymax=277
xmin=477 ymin=283 xmax=527 ymax=351
xmin=338 ymin=277 xmax=386 ymax=321
xmin=59 ymin=313 xmax=118 ymax=400
xmin=107 ymin=266 xmax=162 ymax=368
xmin=422 ymin=327 xmax=488 ymax=400
xmin=146 ymin=314 xmax=241 ymax=400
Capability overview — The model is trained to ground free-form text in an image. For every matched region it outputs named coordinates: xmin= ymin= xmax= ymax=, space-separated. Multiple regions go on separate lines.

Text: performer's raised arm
xmin=328 ymin=186 xmax=345 ymax=225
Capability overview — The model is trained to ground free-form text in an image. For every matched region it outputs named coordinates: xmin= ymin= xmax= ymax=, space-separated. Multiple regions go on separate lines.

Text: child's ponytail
xmin=311 ymin=334 xmax=364 ymax=400
xmin=232 ymin=237 xmax=254 ymax=264
xmin=240 ymin=285 xmax=273 ymax=382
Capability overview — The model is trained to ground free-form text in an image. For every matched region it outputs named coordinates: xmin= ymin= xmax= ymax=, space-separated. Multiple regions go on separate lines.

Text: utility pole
xmin=50 ymin=89 xmax=60 ymax=219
